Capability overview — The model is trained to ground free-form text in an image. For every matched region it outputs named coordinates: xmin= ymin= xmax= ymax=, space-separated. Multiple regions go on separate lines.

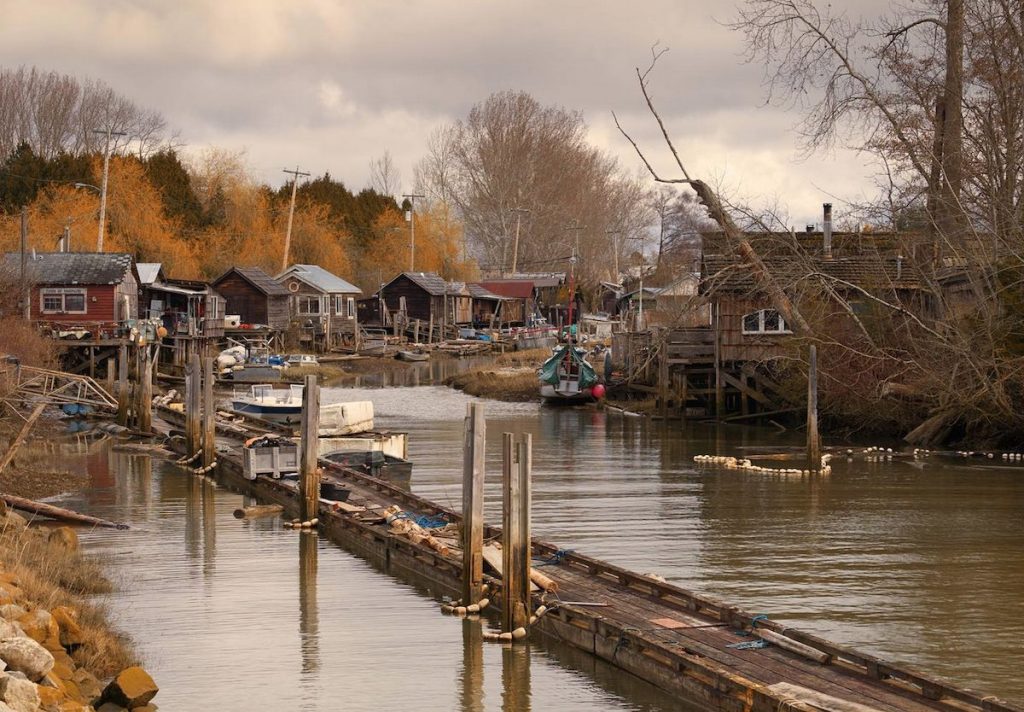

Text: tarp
xmin=539 ymin=345 xmax=598 ymax=389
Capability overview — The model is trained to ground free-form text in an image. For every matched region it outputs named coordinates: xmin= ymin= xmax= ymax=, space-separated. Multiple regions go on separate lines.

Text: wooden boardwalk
xmin=157 ymin=405 xmax=1020 ymax=712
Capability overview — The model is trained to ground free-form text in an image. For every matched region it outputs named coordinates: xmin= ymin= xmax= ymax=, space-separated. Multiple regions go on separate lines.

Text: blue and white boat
xmin=231 ymin=384 xmax=304 ymax=424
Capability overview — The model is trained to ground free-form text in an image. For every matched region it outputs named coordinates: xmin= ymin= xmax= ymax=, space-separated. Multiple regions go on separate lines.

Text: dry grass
xmin=0 ymin=316 xmax=60 ymax=372
xmin=494 ymin=348 xmax=552 ymax=367
xmin=446 ymin=367 xmax=539 ymax=401
xmin=0 ymin=521 xmax=138 ymax=678
xmin=279 ymin=363 xmax=351 ymax=384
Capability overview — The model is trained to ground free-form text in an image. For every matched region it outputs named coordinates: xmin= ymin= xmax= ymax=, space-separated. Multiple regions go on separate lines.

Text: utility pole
xmin=93 ymin=127 xmax=126 ymax=252
xmin=606 ymin=229 xmax=622 ymax=282
xmin=20 ymin=207 xmax=28 ymax=319
xmin=509 ymin=207 xmax=530 ymax=275
xmin=402 ymin=193 xmax=425 ymax=272
xmin=281 ymin=166 xmax=311 ymax=272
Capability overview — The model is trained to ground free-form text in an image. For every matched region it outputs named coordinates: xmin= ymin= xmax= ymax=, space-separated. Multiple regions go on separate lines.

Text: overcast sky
xmin=0 ymin=0 xmax=890 ymax=226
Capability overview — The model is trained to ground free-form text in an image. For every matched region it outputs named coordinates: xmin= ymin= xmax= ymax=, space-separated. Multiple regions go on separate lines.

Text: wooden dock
xmin=156 ymin=405 xmax=1020 ymax=712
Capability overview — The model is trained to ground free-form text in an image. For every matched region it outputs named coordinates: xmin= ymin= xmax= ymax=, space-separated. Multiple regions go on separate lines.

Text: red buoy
xmin=592 ymin=383 xmax=606 ymax=400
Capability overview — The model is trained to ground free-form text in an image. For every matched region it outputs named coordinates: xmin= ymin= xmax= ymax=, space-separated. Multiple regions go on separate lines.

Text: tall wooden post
xmin=138 ymin=346 xmax=153 ymax=433
xmin=461 ymin=403 xmax=486 ymax=605
xmin=299 ymin=375 xmax=321 ymax=521
xmin=185 ymin=353 xmax=201 ymax=455
xmin=501 ymin=432 xmax=531 ymax=634
xmin=658 ymin=343 xmax=669 ymax=419
xmin=116 ymin=345 xmax=129 ymax=426
xmin=807 ymin=344 xmax=821 ymax=471
xmin=202 ymin=356 xmax=216 ymax=469
xmin=105 ymin=357 xmax=115 ymax=395
xmin=714 ymin=303 xmax=725 ymax=418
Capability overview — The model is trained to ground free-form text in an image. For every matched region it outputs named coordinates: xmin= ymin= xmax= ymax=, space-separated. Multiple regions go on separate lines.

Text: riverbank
xmin=0 ymin=504 xmax=158 ymax=711
xmin=443 ymin=348 xmax=549 ymax=401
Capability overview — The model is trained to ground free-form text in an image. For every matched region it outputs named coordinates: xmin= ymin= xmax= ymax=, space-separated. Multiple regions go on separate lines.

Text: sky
xmin=0 ymin=0 xmax=892 ymax=227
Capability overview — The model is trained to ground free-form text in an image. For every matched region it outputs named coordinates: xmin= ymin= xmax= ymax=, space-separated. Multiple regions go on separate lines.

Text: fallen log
xmin=1 ymin=493 xmax=128 ymax=529
xmin=757 ymin=629 xmax=831 ymax=665
xmin=233 ymin=504 xmax=284 ymax=520
xmin=0 ymin=403 xmax=46 ymax=475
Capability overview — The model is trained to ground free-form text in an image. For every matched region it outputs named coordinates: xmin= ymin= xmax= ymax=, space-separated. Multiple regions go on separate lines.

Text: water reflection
xmin=501 ymin=642 xmax=531 ymax=712
xmin=459 ymin=621 xmax=484 ymax=712
xmin=331 ymin=355 xmax=490 ymax=389
xmin=299 ymin=532 xmax=319 ymax=678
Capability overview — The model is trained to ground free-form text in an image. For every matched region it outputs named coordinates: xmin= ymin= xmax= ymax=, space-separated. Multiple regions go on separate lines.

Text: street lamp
xmin=402 ymin=193 xmax=425 ymax=272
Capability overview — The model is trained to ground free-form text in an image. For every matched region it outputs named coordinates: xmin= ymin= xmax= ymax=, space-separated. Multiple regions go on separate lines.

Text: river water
xmin=47 ymin=370 xmax=1024 ymax=709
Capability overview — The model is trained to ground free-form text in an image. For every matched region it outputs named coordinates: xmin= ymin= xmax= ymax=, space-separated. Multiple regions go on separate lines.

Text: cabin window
xmin=742 ymin=309 xmax=789 ymax=335
xmin=40 ymin=288 xmax=87 ymax=314
xmin=297 ymin=296 xmax=322 ymax=315
xmin=346 ymin=297 xmax=356 ymax=318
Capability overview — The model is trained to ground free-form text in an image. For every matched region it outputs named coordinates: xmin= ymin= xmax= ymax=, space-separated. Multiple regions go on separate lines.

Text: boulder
xmin=0 ymin=513 xmax=26 ymax=531
xmin=0 ymin=607 xmax=26 ymax=623
xmin=69 ymin=669 xmax=100 ymax=702
xmin=0 ymin=673 xmax=40 ymax=712
xmin=97 ymin=704 xmax=128 ymax=712
xmin=36 ymin=682 xmax=65 ymax=711
xmin=100 ymin=667 xmax=157 ymax=709
xmin=0 ymin=619 xmax=23 ymax=642
xmin=17 ymin=609 xmax=58 ymax=646
xmin=0 ymin=637 xmax=55 ymax=681
xmin=47 ymin=528 xmax=79 ymax=552
xmin=49 ymin=608 xmax=83 ymax=649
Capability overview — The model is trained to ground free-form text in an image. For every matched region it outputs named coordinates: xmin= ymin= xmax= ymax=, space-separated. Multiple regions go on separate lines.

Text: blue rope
xmin=734 ymin=614 xmax=769 ymax=637
xmin=392 ymin=512 xmax=449 ymax=529
xmin=533 ymin=549 xmax=575 ymax=566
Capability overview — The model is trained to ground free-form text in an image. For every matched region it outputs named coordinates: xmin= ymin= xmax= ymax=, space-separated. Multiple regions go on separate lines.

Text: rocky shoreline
xmin=0 ymin=505 xmax=158 ymax=712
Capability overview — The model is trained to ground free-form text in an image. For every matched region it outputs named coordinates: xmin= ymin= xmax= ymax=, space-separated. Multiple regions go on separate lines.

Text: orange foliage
xmin=0 ymin=185 xmax=99 ymax=254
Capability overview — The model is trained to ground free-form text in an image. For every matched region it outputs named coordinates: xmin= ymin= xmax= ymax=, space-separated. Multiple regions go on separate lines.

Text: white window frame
xmin=40 ymin=288 xmax=87 ymax=315
xmin=346 ymin=297 xmax=356 ymax=318
xmin=741 ymin=309 xmax=790 ymax=335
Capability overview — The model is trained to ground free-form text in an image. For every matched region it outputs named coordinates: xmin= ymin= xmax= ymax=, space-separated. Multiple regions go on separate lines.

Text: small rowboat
xmin=395 ymin=350 xmax=429 ymax=362
xmin=231 ymin=384 xmax=303 ymax=424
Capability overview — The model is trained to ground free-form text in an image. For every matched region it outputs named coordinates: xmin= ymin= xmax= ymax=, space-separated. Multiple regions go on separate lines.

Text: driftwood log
xmin=1 ymin=494 xmax=128 ymax=529
xmin=233 ymin=504 xmax=284 ymax=520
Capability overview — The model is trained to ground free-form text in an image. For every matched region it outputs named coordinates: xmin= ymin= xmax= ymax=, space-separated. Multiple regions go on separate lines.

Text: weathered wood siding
xmin=380 ymin=275 xmax=440 ymax=322
xmin=215 ymin=273 xmax=290 ymax=330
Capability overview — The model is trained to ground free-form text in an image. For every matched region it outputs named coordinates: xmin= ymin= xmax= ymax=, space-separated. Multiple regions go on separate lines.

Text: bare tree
xmin=368 ymin=149 xmax=401 ymax=197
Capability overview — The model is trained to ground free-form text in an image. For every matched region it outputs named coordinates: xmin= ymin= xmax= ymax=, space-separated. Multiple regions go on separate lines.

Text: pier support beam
xmin=202 ymin=356 xmax=216 ymax=469
xmin=185 ymin=353 xmax=201 ymax=456
xmin=299 ymin=375 xmax=321 ymax=521
xmin=502 ymin=432 xmax=531 ymax=634
xmin=807 ymin=344 xmax=821 ymax=470
xmin=462 ymin=403 xmax=486 ymax=605
xmin=138 ymin=346 xmax=153 ymax=434
xmin=116 ymin=344 xmax=129 ymax=426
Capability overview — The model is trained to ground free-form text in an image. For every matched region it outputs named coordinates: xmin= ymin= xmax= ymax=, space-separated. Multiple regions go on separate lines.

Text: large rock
xmin=0 ymin=619 xmax=23 ymax=642
xmin=0 ymin=636 xmax=54 ymax=681
xmin=49 ymin=608 xmax=83 ymax=649
xmin=47 ymin=528 xmax=79 ymax=552
xmin=36 ymin=682 xmax=65 ymax=711
xmin=0 ymin=607 xmax=26 ymax=623
xmin=0 ymin=513 xmax=26 ymax=530
xmin=0 ymin=673 xmax=40 ymax=712
xmin=100 ymin=667 xmax=158 ymax=709
xmin=17 ymin=609 xmax=58 ymax=646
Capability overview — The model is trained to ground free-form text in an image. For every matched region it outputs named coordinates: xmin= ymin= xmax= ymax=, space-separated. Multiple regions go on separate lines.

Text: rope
xmin=533 ymin=549 xmax=574 ymax=566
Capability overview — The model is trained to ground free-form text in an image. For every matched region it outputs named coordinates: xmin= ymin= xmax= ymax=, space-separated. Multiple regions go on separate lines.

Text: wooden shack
xmin=476 ymin=280 xmax=531 ymax=325
xmin=211 ymin=266 xmax=290 ymax=331
xmin=276 ymin=264 xmax=362 ymax=350
xmin=5 ymin=252 xmax=138 ymax=337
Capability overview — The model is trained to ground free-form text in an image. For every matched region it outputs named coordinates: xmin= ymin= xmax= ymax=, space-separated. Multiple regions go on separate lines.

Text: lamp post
xmin=402 ymin=193 xmax=425 ymax=272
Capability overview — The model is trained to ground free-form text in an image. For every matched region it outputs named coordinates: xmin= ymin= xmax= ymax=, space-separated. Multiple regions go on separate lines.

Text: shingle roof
xmin=701 ymin=254 xmax=923 ymax=294
xmin=4 ymin=252 xmax=134 ymax=285
xmin=279 ymin=264 xmax=362 ymax=295
xmin=214 ymin=266 xmax=291 ymax=296
xmin=467 ymin=283 xmax=503 ymax=300
xmin=398 ymin=271 xmax=449 ymax=296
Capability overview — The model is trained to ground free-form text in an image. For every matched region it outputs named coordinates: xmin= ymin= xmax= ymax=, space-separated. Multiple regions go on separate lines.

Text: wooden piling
xmin=461 ymin=402 xmax=486 ymax=605
xmin=299 ymin=375 xmax=321 ymax=521
xmin=185 ymin=352 xmax=201 ymax=456
xmin=501 ymin=432 xmax=531 ymax=634
xmin=105 ymin=357 xmax=115 ymax=396
xmin=807 ymin=344 xmax=821 ymax=470
xmin=202 ymin=356 xmax=216 ymax=469
xmin=116 ymin=344 xmax=129 ymax=426
xmin=138 ymin=346 xmax=153 ymax=433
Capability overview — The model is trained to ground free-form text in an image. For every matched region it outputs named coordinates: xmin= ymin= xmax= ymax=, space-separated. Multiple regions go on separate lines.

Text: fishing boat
xmin=231 ymin=384 xmax=304 ymax=424
xmin=395 ymin=350 xmax=429 ymax=362
xmin=538 ymin=344 xmax=600 ymax=403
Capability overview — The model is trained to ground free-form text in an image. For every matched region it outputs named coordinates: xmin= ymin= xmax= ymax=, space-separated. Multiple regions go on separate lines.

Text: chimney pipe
xmin=822 ymin=203 xmax=833 ymax=258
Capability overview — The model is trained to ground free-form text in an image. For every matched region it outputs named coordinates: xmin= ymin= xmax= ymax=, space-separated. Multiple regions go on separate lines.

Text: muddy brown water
xmin=41 ymin=382 xmax=1024 ymax=710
